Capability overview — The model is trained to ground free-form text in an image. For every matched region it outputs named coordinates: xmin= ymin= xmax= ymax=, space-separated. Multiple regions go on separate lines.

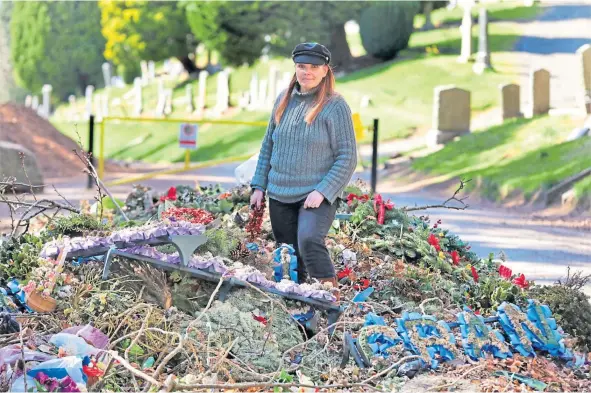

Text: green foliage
xmin=201 ymin=228 xmax=242 ymax=258
xmin=466 ymin=276 xmax=525 ymax=315
xmin=43 ymin=214 xmax=110 ymax=238
xmin=99 ymin=0 xmax=194 ymax=83
xmin=10 ymin=1 xmax=105 ymax=98
xmin=527 ymin=285 xmax=591 ymax=352
xmin=0 ymin=234 xmax=44 ymax=281
xmin=359 ymin=2 xmax=419 ymax=60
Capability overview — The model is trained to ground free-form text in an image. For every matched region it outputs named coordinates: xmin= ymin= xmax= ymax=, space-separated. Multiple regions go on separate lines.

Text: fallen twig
xmin=425 ymin=363 xmax=486 ymax=391
xmin=361 ymin=355 xmax=421 ymax=384
xmin=403 ymin=179 xmax=470 ymax=212
xmin=172 ymin=381 xmax=381 ymax=392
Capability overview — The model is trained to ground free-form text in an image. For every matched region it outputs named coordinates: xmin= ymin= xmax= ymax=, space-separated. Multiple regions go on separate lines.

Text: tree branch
xmin=403 ymin=179 xmax=471 ymax=212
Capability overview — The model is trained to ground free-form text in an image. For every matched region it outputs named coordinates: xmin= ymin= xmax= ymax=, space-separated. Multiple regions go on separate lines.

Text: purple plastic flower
xmin=35 ymin=371 xmax=49 ymax=385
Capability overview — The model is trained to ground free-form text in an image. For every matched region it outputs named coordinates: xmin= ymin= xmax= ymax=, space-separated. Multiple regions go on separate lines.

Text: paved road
xmin=514 ymin=1 xmax=591 ymax=112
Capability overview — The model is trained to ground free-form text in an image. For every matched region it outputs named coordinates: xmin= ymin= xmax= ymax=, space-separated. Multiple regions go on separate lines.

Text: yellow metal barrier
xmin=99 ymin=113 xmax=367 ymax=187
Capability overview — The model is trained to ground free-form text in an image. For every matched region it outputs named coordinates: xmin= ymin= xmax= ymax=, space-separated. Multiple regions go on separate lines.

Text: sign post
xmin=178 ymin=123 xmax=198 ymax=170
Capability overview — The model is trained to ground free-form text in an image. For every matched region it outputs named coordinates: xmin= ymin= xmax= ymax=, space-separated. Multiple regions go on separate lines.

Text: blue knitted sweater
xmin=251 ymin=84 xmax=357 ymax=204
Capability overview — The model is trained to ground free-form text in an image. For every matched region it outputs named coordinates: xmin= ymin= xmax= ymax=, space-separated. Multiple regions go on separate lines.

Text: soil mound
xmin=0 ymin=103 xmax=88 ymax=179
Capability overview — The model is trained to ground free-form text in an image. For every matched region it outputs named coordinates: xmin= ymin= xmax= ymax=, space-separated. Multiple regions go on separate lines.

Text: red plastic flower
xmin=159 ymin=186 xmax=177 ymax=202
xmin=450 ymin=250 xmax=460 ymax=266
xmin=471 ymin=266 xmax=479 ymax=283
xmin=161 ymin=207 xmax=214 ymax=225
xmin=512 ymin=273 xmax=529 ymax=289
xmin=428 ymin=234 xmax=441 ymax=252
xmin=373 ymin=194 xmax=394 ymax=225
xmin=353 ymin=279 xmax=370 ymax=290
xmin=499 ymin=265 xmax=513 ymax=280
xmin=252 ymin=313 xmax=268 ymax=325
xmin=346 ymin=193 xmax=370 ymax=206
xmin=337 ymin=267 xmax=353 ymax=280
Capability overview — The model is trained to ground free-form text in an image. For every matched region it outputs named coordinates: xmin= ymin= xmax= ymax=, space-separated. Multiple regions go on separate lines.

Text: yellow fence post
xmin=184 ymin=149 xmax=191 ymax=169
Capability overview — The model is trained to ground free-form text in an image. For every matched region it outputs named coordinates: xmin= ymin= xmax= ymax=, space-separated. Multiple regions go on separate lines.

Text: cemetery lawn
xmin=51 ymin=1 xmax=539 ymax=163
xmin=409 ymin=115 xmax=591 ymax=203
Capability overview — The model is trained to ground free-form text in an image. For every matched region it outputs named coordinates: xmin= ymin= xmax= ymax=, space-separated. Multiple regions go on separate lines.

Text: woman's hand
xmin=250 ymin=189 xmax=265 ymax=210
xmin=304 ymin=190 xmax=325 ymax=209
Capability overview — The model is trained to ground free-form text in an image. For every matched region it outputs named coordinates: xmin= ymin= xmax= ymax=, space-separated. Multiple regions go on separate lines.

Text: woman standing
xmin=250 ymin=42 xmax=357 ymax=300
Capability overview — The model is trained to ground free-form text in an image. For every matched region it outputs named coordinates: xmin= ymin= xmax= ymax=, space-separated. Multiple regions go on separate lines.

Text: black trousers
xmin=269 ymin=197 xmax=339 ymax=283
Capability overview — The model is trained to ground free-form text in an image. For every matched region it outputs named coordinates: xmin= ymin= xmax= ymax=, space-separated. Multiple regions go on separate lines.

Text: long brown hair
xmin=274 ymin=66 xmax=336 ymax=125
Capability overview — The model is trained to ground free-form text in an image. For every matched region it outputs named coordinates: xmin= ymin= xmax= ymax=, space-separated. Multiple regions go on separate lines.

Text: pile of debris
xmin=1 ymin=180 xmax=591 ymax=392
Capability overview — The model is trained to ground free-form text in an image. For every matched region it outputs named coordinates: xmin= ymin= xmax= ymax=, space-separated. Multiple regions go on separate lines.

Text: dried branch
xmin=172 ymin=381 xmax=381 ymax=392
xmin=361 ymin=355 xmax=421 ymax=384
xmin=403 ymin=179 xmax=471 ymax=212
xmin=18 ymin=152 xmax=37 ymax=201
xmin=107 ymin=350 xmax=160 ymax=386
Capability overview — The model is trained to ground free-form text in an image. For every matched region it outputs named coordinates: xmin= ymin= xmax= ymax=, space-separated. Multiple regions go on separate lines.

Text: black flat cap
xmin=292 ymin=42 xmax=331 ymax=65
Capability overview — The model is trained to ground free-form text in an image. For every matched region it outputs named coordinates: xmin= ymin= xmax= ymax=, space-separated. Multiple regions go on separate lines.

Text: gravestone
xmin=164 ymin=89 xmax=173 ymax=115
xmin=133 ymin=77 xmax=143 ymax=116
xmin=68 ymin=95 xmax=78 ymax=121
xmin=457 ymin=3 xmax=473 ymax=63
xmin=577 ymin=44 xmax=591 ymax=114
xmin=140 ymin=60 xmax=149 ymax=85
xmin=258 ymin=79 xmax=268 ymax=110
xmin=426 ymin=85 xmax=471 ymax=146
xmin=40 ymin=84 xmax=52 ymax=119
xmin=102 ymin=63 xmax=112 ymax=88
xmin=186 ymin=84 xmax=195 ymax=112
xmin=196 ymin=71 xmax=208 ymax=114
xmin=215 ymin=70 xmax=230 ymax=114
xmin=85 ymin=86 xmax=94 ymax=117
xmin=530 ymin=68 xmax=550 ymax=116
xmin=248 ymin=73 xmax=259 ymax=110
xmin=422 ymin=1 xmax=435 ymax=30
xmin=25 ymin=95 xmax=32 ymax=108
xmin=267 ymin=66 xmax=280 ymax=106
xmin=148 ymin=60 xmax=156 ymax=81
xmin=31 ymin=96 xmax=39 ymax=111
xmin=500 ymin=83 xmax=521 ymax=120
xmin=473 ymin=8 xmax=491 ymax=74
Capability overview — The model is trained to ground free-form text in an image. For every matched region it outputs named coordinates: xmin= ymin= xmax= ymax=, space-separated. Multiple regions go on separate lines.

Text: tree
xmin=10 ymin=1 xmax=106 ymax=99
xmin=184 ymin=1 xmax=369 ymax=70
xmin=99 ymin=0 xmax=197 ymax=83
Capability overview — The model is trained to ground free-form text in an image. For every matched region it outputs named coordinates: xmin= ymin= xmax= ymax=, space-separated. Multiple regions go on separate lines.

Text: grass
xmin=51 ymin=1 xmax=539 ymax=163
xmin=51 ymin=111 xmax=270 ymax=164
xmin=414 ymin=1 xmax=542 ymax=29
xmin=410 ymin=115 xmax=591 ymax=202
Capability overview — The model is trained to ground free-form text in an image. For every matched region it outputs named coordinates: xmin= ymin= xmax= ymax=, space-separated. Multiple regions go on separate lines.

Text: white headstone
xmin=102 ymin=91 xmax=109 ymax=117
xmin=215 ymin=70 xmax=229 ymax=114
xmin=102 ymin=63 xmax=112 ymax=88
xmin=140 ymin=60 xmax=149 ymax=85
xmin=133 ymin=77 xmax=143 ymax=116
xmin=426 ymin=85 xmax=471 ymax=146
xmin=40 ymin=84 xmax=52 ymax=118
xmin=31 ymin=96 xmax=39 ymax=111
xmin=148 ymin=60 xmax=156 ymax=81
xmin=248 ymin=73 xmax=259 ymax=110
xmin=258 ymin=79 xmax=268 ymax=110
xmin=186 ymin=84 xmax=195 ymax=112
xmin=267 ymin=66 xmax=280 ymax=106
xmin=196 ymin=71 xmax=208 ymax=114
xmin=577 ymin=44 xmax=591 ymax=114
xmin=457 ymin=3 xmax=473 ymax=63
xmin=85 ymin=85 xmax=94 ymax=117
xmin=164 ymin=89 xmax=173 ymax=115
xmin=25 ymin=95 xmax=32 ymax=108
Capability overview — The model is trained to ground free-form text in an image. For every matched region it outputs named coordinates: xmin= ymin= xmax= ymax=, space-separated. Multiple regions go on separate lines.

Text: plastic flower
xmin=428 ymin=234 xmax=441 ymax=252
xmin=450 ymin=250 xmax=460 ymax=266
xmin=438 ymin=251 xmax=445 ymax=259
xmin=35 ymin=372 xmax=49 ymax=385
xmin=159 ymin=186 xmax=177 ymax=202
xmin=499 ymin=265 xmax=513 ymax=280
xmin=512 ymin=273 xmax=529 ymax=289
xmin=470 ymin=265 xmax=479 ymax=283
